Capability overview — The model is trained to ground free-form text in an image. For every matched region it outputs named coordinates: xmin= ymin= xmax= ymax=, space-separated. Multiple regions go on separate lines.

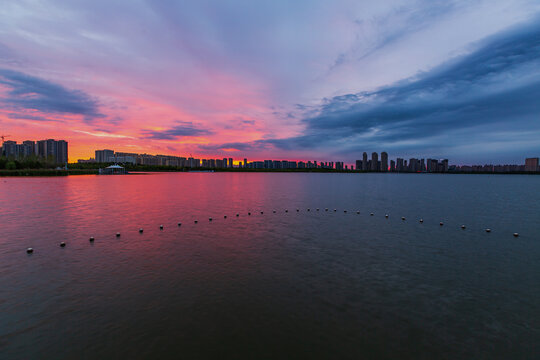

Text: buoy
xmin=334 ymin=209 xmax=337 ymax=212
xmin=485 ymin=229 xmax=491 ymax=233
xmin=316 ymin=208 xmax=319 ymax=211
xmin=385 ymin=214 xmax=388 ymax=218
xmin=371 ymin=213 xmax=374 ymax=216
xmin=402 ymin=217 xmax=406 ymax=221
xmin=513 ymin=233 xmax=519 ymax=237
xmin=357 ymin=211 xmax=360 ymax=214
xmin=308 ymin=208 xmax=310 ymax=211
xmin=224 ymin=215 xmax=227 ymax=219
xmin=160 ymin=225 xmax=164 ymax=229
xmin=260 ymin=211 xmax=264 ymax=214
xmin=60 ymin=242 xmax=66 ymax=247
xmin=273 ymin=210 xmax=276 ymax=213
xmin=325 ymin=208 xmax=328 ymax=211
xmin=116 ymin=232 xmax=121 ymax=237
xmin=440 ymin=222 xmax=444 ymax=226
xmin=419 ymin=219 xmax=423 ymax=223
xmin=139 ymin=228 xmax=143 ymax=233
xmin=344 ymin=210 xmax=347 ymax=213
xmin=26 ymin=247 xmax=33 ymax=254
xmin=89 ymin=237 xmax=95 ymax=242
xmin=285 ymin=209 xmax=288 ymax=212
xmin=178 ymin=222 xmax=182 ymax=227
xmin=236 ymin=213 xmax=239 ymax=217
xmin=194 ymin=220 xmax=198 ymax=224
xmin=461 ymin=225 xmax=466 ymax=229
xmin=248 ymin=212 xmax=251 ymax=215
xmin=297 ymin=209 xmax=299 ymax=212
xmin=209 ymin=217 xmax=212 ymax=221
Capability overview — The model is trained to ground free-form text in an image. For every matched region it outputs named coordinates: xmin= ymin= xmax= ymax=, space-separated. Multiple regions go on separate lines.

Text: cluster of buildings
xmin=353 ymin=152 xmax=449 ymax=172
xmin=451 ymin=158 xmax=539 ymax=173
xmin=0 ymin=139 xmax=68 ymax=164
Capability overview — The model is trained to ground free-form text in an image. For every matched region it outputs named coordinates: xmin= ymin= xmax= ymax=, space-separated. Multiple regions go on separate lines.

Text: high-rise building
xmin=244 ymin=158 xmax=247 ymax=168
xmin=396 ymin=158 xmax=404 ymax=172
xmin=362 ymin=152 xmax=368 ymax=171
xmin=228 ymin=158 xmax=233 ymax=168
xmin=525 ymin=158 xmax=539 ymax=172
xmin=356 ymin=160 xmax=362 ymax=171
xmin=371 ymin=152 xmax=378 ymax=171
xmin=381 ymin=152 xmax=388 ymax=172
xmin=95 ymin=149 xmax=114 ymax=163
xmin=390 ymin=160 xmax=396 ymax=172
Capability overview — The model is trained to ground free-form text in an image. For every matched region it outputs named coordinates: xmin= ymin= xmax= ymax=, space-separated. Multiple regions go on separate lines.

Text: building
xmin=356 ymin=160 xmax=362 ymax=171
xmin=371 ymin=152 xmax=378 ymax=171
xmin=228 ymin=158 xmax=233 ymax=168
xmin=381 ymin=152 xmax=388 ymax=172
xmin=2 ymin=139 xmax=67 ymax=163
xmin=525 ymin=158 xmax=539 ymax=172
xmin=95 ymin=149 xmax=114 ymax=163
xmin=362 ymin=152 xmax=368 ymax=171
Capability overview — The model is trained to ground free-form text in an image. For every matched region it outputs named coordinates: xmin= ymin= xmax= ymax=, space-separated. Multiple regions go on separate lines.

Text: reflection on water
xmin=0 ymin=173 xmax=539 ymax=359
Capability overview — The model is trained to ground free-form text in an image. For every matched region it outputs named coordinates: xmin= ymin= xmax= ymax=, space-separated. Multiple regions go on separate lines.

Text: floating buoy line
xmin=24 ymin=207 xmax=524 ymax=253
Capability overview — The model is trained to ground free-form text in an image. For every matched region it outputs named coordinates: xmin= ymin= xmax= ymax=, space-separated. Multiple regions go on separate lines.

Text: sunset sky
xmin=1 ymin=0 xmax=539 ymax=164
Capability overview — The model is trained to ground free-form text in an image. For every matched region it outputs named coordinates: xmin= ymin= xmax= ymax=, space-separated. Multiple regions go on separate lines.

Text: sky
xmin=0 ymin=0 xmax=539 ymax=164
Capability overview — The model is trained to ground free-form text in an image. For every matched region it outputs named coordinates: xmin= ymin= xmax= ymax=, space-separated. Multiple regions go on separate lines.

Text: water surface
xmin=0 ymin=173 xmax=539 ymax=359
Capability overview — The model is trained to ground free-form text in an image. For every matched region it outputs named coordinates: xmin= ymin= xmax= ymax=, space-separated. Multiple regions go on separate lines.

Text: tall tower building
xmin=381 ymin=152 xmax=388 ymax=172
xmin=371 ymin=152 xmax=378 ymax=171
xmin=362 ymin=152 xmax=368 ymax=171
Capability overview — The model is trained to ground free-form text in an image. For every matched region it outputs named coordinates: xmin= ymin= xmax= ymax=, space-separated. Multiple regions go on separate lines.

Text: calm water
xmin=0 ymin=173 xmax=539 ymax=359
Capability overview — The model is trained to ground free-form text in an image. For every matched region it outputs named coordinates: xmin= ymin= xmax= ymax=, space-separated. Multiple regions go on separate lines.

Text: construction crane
xmin=0 ymin=135 xmax=11 ymax=143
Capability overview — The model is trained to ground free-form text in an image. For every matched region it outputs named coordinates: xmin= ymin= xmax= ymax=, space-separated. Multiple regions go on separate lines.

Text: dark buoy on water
xmin=236 ymin=213 xmax=239 ymax=217
xmin=139 ymin=228 xmax=143 ymax=233
xmin=178 ymin=222 xmax=182 ymax=227
xmin=402 ymin=217 xmax=406 ymax=221
xmin=513 ymin=233 xmax=519 ymax=237
xmin=419 ymin=219 xmax=423 ymax=223
xmin=261 ymin=211 xmax=264 ymax=214
xmin=316 ymin=208 xmax=319 ymax=211
xmin=26 ymin=247 xmax=33 ymax=254
xmin=308 ymin=208 xmax=310 ymax=211
xmin=485 ymin=229 xmax=491 ymax=233
xmin=273 ymin=210 xmax=276 ymax=213
xmin=285 ymin=209 xmax=288 ymax=213
xmin=297 ymin=209 xmax=299 ymax=212
xmin=385 ymin=214 xmax=388 ymax=218
xmin=371 ymin=213 xmax=374 ymax=216
xmin=89 ymin=236 xmax=95 ymax=242
xmin=160 ymin=225 xmax=164 ymax=230
xmin=60 ymin=242 xmax=66 ymax=247
xmin=325 ymin=208 xmax=328 ymax=211
xmin=344 ymin=210 xmax=347 ymax=213
xmin=461 ymin=225 xmax=466 ymax=229
xmin=334 ymin=209 xmax=337 ymax=212
xmin=440 ymin=222 xmax=444 ymax=226
xmin=224 ymin=215 xmax=227 ymax=219
xmin=248 ymin=212 xmax=251 ymax=215
xmin=116 ymin=232 xmax=121 ymax=237
xmin=357 ymin=211 xmax=360 ymax=214
xmin=194 ymin=220 xmax=198 ymax=224
xmin=209 ymin=217 xmax=213 ymax=221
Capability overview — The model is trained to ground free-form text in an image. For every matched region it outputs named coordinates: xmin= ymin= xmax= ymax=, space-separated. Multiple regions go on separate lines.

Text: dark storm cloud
xmin=0 ymin=68 xmax=104 ymax=121
xmin=141 ymin=122 xmax=213 ymax=140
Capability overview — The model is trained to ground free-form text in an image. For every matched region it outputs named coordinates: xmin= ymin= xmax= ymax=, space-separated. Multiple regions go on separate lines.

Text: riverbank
xmin=0 ymin=169 xmax=98 ymax=176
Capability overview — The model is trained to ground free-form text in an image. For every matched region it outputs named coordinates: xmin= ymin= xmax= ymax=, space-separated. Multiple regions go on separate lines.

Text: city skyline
xmin=1 ymin=1 xmax=539 ymax=163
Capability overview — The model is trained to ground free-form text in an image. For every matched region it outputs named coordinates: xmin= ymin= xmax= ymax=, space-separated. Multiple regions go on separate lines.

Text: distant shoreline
xmin=1 ymin=168 xmax=539 ymax=177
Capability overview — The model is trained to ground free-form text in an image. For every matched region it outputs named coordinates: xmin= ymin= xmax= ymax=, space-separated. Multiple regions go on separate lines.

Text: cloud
xmin=73 ymin=130 xmax=135 ymax=139
xmin=0 ymin=68 xmax=104 ymax=122
xmin=196 ymin=17 xmax=540 ymax=161
xmin=141 ymin=122 xmax=213 ymax=140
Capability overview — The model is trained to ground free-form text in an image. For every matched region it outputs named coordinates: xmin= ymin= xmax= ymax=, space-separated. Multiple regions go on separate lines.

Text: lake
xmin=0 ymin=172 xmax=539 ymax=359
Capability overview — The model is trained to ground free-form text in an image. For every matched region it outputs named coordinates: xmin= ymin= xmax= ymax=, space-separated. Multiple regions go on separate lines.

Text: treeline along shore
xmin=1 ymin=158 xmax=539 ymax=176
